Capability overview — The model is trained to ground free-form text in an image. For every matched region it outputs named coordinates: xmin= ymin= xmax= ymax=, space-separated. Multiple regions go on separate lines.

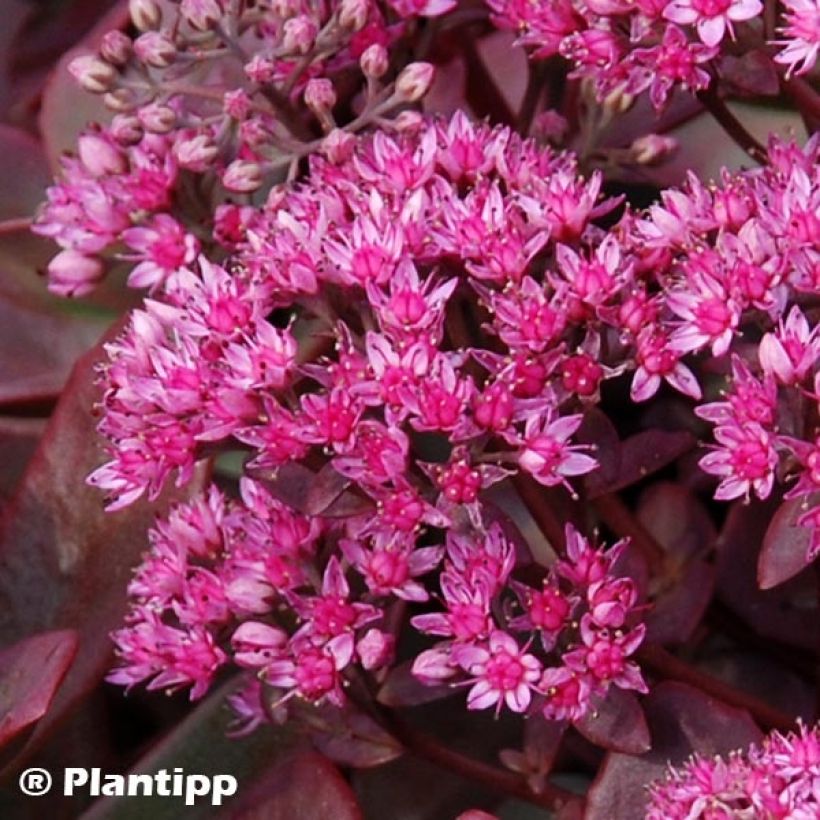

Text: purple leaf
xmin=378 ymin=661 xmax=456 ymax=707
xmin=717 ymin=498 xmax=818 ymax=651
xmin=0 ymin=630 xmax=77 ymax=750
xmin=232 ymin=748 xmax=362 ymax=820
xmin=758 ymin=496 xmax=817 ymax=590
xmin=302 ymin=703 xmax=403 ymax=769
xmin=574 ymin=688 xmax=651 ymax=755
xmin=586 ymin=430 xmax=695 ymax=499
xmin=252 ymin=462 xmax=372 ymax=519
xmin=0 ymin=337 xmax=205 ymax=768
xmin=719 ymin=51 xmax=780 ymax=97
xmin=585 ymin=682 xmax=763 ymax=819
xmin=577 ymin=408 xmax=621 ymax=494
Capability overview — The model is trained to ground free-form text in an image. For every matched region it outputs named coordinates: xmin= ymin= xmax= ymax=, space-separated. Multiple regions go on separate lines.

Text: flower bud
xmin=393 ymin=110 xmax=424 ymax=131
xmin=223 ymin=89 xmax=252 ymax=120
xmin=630 ymin=134 xmax=678 ymax=165
xmin=99 ymin=30 xmax=132 ymax=66
xmin=47 ymin=250 xmax=105 ymax=298
xmin=223 ymin=159 xmax=264 ymax=192
xmin=78 ymin=132 xmax=128 ymax=175
xmin=138 ymin=102 xmax=177 ymax=133
xmin=110 ymin=114 xmax=144 ymax=144
xmin=103 ymin=87 xmax=139 ymax=113
xmin=68 ymin=55 xmax=117 ymax=94
xmin=134 ymin=32 xmax=177 ymax=68
xmin=239 ymin=119 xmax=273 ymax=148
xmin=270 ymin=0 xmax=300 ymax=18
xmin=282 ymin=15 xmax=318 ymax=55
xmin=602 ymin=85 xmax=635 ymax=116
xmin=356 ymin=629 xmax=395 ymax=671
xmin=360 ymin=44 xmax=388 ymax=79
xmin=180 ymin=0 xmax=223 ymax=30
xmin=304 ymin=78 xmax=337 ymax=115
xmin=339 ymin=0 xmax=368 ymax=31
xmin=321 ymin=128 xmax=356 ymax=163
xmin=395 ymin=62 xmax=435 ymax=102
xmin=129 ymin=0 xmax=162 ymax=31
xmin=174 ymin=131 xmax=220 ymax=170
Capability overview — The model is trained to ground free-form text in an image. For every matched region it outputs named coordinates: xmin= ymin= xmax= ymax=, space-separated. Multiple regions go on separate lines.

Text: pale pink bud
xmin=99 ymin=31 xmax=132 ymax=66
xmin=244 ymin=55 xmax=276 ymax=84
xmin=602 ymin=85 xmax=634 ymax=116
xmin=393 ymin=110 xmax=424 ymax=131
xmin=356 ymin=629 xmax=395 ymax=671
xmin=47 ymin=250 xmax=105 ymax=297
xmin=77 ymin=133 xmax=127 ymax=176
xmin=239 ymin=119 xmax=273 ymax=148
xmin=180 ymin=0 xmax=223 ymax=30
xmin=223 ymin=89 xmax=252 ymax=120
xmin=223 ymin=159 xmax=264 ymax=192
xmin=321 ymin=128 xmax=356 ymax=163
xmin=129 ymin=0 xmax=162 ymax=31
xmin=134 ymin=31 xmax=177 ymax=68
xmin=360 ymin=44 xmax=388 ymax=78
xmin=138 ymin=102 xmax=177 ymax=133
xmin=270 ymin=0 xmax=300 ymax=17
xmin=395 ymin=62 xmax=435 ymax=102
xmin=68 ymin=55 xmax=117 ymax=94
xmin=103 ymin=88 xmax=139 ymax=113
xmin=339 ymin=0 xmax=369 ymax=31
xmin=110 ymin=114 xmax=144 ymax=144
xmin=304 ymin=78 xmax=337 ymax=114
xmin=630 ymin=134 xmax=678 ymax=165
xmin=282 ymin=15 xmax=317 ymax=55
xmin=174 ymin=132 xmax=219 ymax=170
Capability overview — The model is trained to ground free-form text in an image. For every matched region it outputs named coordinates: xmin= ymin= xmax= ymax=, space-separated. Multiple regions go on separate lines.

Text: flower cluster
xmin=646 ymin=722 xmax=820 ymax=819
xmin=34 ymin=0 xmax=444 ymax=295
xmin=486 ymin=0 xmax=819 ymax=108
xmin=630 ymin=135 xmax=820 ymax=558
xmin=412 ymin=523 xmax=646 ymax=720
xmin=95 ymin=110 xmax=655 ymax=720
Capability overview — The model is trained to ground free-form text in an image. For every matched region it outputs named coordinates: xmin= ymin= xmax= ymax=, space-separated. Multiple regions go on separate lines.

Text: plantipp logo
xmin=19 ymin=767 xmax=238 ymax=806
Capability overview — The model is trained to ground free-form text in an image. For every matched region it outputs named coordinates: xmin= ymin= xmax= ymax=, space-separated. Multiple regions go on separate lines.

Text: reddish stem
xmin=0 ymin=217 xmax=33 ymax=235
xmin=696 ymin=84 xmax=766 ymax=164
xmin=592 ymin=492 xmax=665 ymax=573
xmin=382 ymin=709 xmax=581 ymax=812
xmin=638 ymin=644 xmax=797 ymax=733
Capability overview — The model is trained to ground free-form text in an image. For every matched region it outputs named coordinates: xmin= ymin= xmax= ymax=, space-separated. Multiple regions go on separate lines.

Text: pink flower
xmin=759 ymin=305 xmax=820 ymax=385
xmin=699 ymin=421 xmax=778 ymax=501
xmin=663 ymin=0 xmax=762 ymax=46
xmin=122 ymin=214 xmax=200 ymax=290
xmin=773 ymin=0 xmax=820 ymax=77
xmin=453 ymin=632 xmax=543 ymax=714
xmin=513 ymin=410 xmax=597 ymax=491
xmin=539 ymin=666 xmax=592 ymax=721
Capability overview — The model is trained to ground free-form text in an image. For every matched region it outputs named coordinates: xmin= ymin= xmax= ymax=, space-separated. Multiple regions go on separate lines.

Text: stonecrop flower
xmin=646 ymin=722 xmax=820 ymax=819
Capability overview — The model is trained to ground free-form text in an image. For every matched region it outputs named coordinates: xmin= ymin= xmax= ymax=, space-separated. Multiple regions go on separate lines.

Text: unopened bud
xmin=78 ymin=132 xmax=127 ymax=175
xmin=99 ymin=30 xmax=132 ymax=66
xmin=129 ymin=0 xmax=162 ymax=31
xmin=103 ymin=87 xmax=139 ymax=113
xmin=223 ymin=89 xmax=252 ymax=120
xmin=602 ymin=85 xmax=634 ymax=116
xmin=282 ymin=15 xmax=318 ymax=55
xmin=138 ymin=102 xmax=177 ymax=133
xmin=180 ymin=0 xmax=223 ymax=30
xmin=338 ymin=0 xmax=368 ymax=31
xmin=239 ymin=119 xmax=273 ymax=149
xmin=360 ymin=44 xmax=388 ymax=79
xmin=356 ymin=629 xmax=395 ymax=671
xmin=68 ymin=55 xmax=117 ymax=94
xmin=134 ymin=31 xmax=177 ymax=68
xmin=223 ymin=159 xmax=264 ymax=192
xmin=270 ymin=0 xmax=300 ymax=18
xmin=630 ymin=134 xmax=678 ymax=165
xmin=395 ymin=62 xmax=435 ymax=102
xmin=110 ymin=114 xmax=144 ymax=145
xmin=321 ymin=128 xmax=356 ymax=163
xmin=174 ymin=131 xmax=220 ymax=170
xmin=47 ymin=250 xmax=105 ymax=298
xmin=393 ymin=110 xmax=424 ymax=131
xmin=304 ymin=78 xmax=336 ymax=114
